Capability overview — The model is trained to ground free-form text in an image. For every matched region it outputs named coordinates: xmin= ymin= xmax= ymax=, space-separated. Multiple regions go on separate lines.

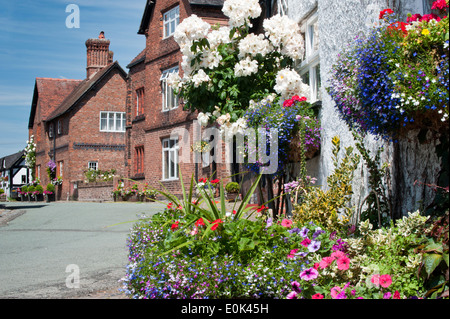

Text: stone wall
xmin=286 ymin=0 xmax=443 ymax=217
xmin=77 ymin=181 xmax=114 ymax=202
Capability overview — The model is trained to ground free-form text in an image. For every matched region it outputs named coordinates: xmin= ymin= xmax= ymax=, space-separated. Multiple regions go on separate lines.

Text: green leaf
xmin=443 ymin=252 xmax=449 ymax=267
xmin=423 ymin=253 xmax=443 ymax=278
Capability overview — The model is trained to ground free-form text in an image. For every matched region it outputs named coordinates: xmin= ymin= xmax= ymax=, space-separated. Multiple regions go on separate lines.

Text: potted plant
xmin=45 ymin=183 xmax=56 ymax=202
xmin=20 ymin=185 xmax=28 ymax=201
xmin=27 ymin=185 xmax=35 ymax=201
xmin=35 ymin=185 xmax=44 ymax=201
xmin=225 ymin=182 xmax=240 ymax=201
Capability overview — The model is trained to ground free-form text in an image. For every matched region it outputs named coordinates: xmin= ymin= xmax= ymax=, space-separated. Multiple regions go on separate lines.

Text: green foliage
xmin=27 ymin=185 xmax=35 ymax=194
xmin=225 ymin=181 xmax=240 ymax=193
xmin=83 ymin=168 xmax=116 ymax=183
xmin=35 ymin=185 xmax=44 ymax=194
xmin=46 ymin=183 xmax=55 ymax=193
xmin=292 ymin=136 xmax=360 ymax=234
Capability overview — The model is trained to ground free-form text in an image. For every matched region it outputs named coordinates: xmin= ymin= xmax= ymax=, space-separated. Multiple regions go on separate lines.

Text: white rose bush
xmin=169 ymin=0 xmax=310 ymax=128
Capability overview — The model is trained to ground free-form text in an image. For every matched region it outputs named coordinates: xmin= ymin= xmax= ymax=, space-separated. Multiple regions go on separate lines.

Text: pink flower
xmin=371 ymin=274 xmax=380 ymax=287
xmin=291 ymin=281 xmax=301 ymax=293
xmin=286 ymin=291 xmax=298 ymax=299
xmin=380 ymin=274 xmax=392 ymax=288
xmin=281 ymin=219 xmax=293 ymax=228
xmin=393 ymin=291 xmax=401 ymax=299
xmin=383 ymin=292 xmax=392 ymax=299
xmin=287 ymin=248 xmax=299 ymax=259
xmin=330 ymin=250 xmax=346 ymax=259
xmin=336 ymin=256 xmax=351 ymax=270
xmin=407 ymin=13 xmax=422 ymax=23
xmin=330 ymin=286 xmax=346 ymax=299
xmin=300 ymin=238 xmax=311 ymax=247
xmin=319 ymin=256 xmax=335 ymax=269
xmin=311 ymin=293 xmax=324 ymax=299
xmin=299 ymin=267 xmax=318 ymax=281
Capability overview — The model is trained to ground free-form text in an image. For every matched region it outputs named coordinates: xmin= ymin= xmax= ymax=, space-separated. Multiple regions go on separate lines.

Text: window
xmin=136 ymin=88 xmax=145 ymax=116
xmin=162 ymin=138 xmax=179 ymax=180
xmin=100 ymin=112 xmax=126 ymax=132
xmin=49 ymin=123 xmax=54 ymax=138
xmin=135 ymin=146 xmax=144 ymax=175
xmin=57 ymin=161 xmax=63 ymax=178
xmin=163 ymin=6 xmax=180 ymax=38
xmin=296 ymin=12 xmax=321 ymax=102
xmin=161 ymin=67 xmax=179 ymax=111
xmin=57 ymin=120 xmax=62 ymax=135
xmin=88 ymin=161 xmax=98 ymax=171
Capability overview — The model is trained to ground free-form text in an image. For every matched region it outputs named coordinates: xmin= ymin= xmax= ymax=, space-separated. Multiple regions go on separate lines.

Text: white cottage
xmin=0 ymin=150 xmax=31 ymax=199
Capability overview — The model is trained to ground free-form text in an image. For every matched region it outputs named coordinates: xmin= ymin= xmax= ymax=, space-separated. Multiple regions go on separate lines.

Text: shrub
xmin=291 ymin=136 xmax=360 ymax=235
xmin=46 ymin=183 xmax=55 ymax=193
xmin=35 ymin=185 xmax=44 ymax=194
xmin=225 ymin=182 xmax=240 ymax=193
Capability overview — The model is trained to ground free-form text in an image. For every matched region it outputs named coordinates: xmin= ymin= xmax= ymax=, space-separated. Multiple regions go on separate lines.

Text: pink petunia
xmin=281 ymin=219 xmax=293 ymax=228
xmin=380 ymin=274 xmax=392 ymax=288
xmin=311 ymin=293 xmax=324 ymax=299
xmin=299 ymin=267 xmax=318 ymax=281
xmin=287 ymin=248 xmax=299 ymax=259
xmin=319 ymin=256 xmax=335 ymax=269
xmin=286 ymin=291 xmax=298 ymax=299
xmin=431 ymin=0 xmax=449 ymax=10
xmin=300 ymin=238 xmax=311 ymax=247
xmin=331 ymin=250 xmax=346 ymax=259
xmin=371 ymin=274 xmax=380 ymax=287
xmin=331 ymin=286 xmax=346 ymax=299
xmin=336 ymin=256 xmax=351 ymax=270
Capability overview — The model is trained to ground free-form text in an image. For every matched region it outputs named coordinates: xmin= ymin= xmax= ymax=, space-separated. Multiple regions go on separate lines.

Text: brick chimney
xmin=85 ymin=31 xmax=114 ymax=78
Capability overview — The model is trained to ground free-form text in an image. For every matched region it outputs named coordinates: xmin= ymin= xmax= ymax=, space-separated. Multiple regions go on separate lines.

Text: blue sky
xmin=0 ymin=0 xmax=147 ymax=158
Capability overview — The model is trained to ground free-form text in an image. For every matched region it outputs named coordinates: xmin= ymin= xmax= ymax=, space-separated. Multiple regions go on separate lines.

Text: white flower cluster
xmin=238 ymin=33 xmax=272 ymax=59
xmin=192 ymin=69 xmax=211 ymax=87
xmin=234 ymin=57 xmax=259 ymax=77
xmin=222 ymin=0 xmax=262 ymax=28
xmin=24 ymin=135 xmax=37 ymax=168
xmin=274 ymin=68 xmax=310 ymax=99
xmin=263 ymin=14 xmax=305 ymax=60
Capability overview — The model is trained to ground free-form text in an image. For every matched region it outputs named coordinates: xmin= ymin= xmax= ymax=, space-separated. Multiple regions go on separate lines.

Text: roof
xmin=45 ymin=61 xmax=127 ymax=122
xmin=28 ymin=78 xmax=82 ymax=128
xmin=138 ymin=0 xmax=225 ymax=35
xmin=0 ymin=150 xmax=25 ymax=171
xmin=126 ymin=48 xmax=146 ymax=69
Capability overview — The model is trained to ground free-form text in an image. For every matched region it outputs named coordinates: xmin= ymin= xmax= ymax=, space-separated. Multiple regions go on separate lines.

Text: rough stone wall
xmin=286 ymin=0 xmax=442 ymax=217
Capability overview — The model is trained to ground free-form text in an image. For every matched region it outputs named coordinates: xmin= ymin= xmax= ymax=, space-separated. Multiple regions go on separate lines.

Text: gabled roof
xmin=0 ymin=150 xmax=25 ymax=171
xmin=126 ymin=48 xmax=146 ymax=69
xmin=28 ymin=78 xmax=82 ymax=129
xmin=137 ymin=0 xmax=225 ymax=35
xmin=45 ymin=61 xmax=127 ymax=122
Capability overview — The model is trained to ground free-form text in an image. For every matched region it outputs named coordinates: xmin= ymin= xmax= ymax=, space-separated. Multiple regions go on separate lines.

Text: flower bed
xmin=120 ymin=172 xmax=449 ymax=299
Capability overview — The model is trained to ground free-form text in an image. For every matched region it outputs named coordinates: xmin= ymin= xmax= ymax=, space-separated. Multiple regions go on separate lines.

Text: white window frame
xmin=88 ymin=161 xmax=98 ymax=171
xmin=161 ymin=66 xmax=179 ymax=111
xmin=162 ymin=137 xmax=179 ymax=181
xmin=296 ymin=12 xmax=321 ymax=103
xmin=57 ymin=120 xmax=62 ymax=135
xmin=163 ymin=6 xmax=180 ymax=39
xmin=99 ymin=111 xmax=126 ymax=132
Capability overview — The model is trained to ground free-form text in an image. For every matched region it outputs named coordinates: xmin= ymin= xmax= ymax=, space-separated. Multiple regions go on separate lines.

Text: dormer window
xmin=163 ymin=6 xmax=180 ymax=38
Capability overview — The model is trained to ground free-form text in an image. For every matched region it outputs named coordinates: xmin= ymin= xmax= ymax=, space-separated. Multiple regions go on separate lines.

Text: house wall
xmin=67 ymin=68 xmax=127 ymax=198
xmin=126 ymin=0 xmax=229 ymax=196
xmin=287 ymin=0 xmax=442 ymax=217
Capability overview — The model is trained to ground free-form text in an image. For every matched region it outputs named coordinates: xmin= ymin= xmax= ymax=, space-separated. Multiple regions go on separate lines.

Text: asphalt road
xmin=0 ymin=201 xmax=165 ymax=299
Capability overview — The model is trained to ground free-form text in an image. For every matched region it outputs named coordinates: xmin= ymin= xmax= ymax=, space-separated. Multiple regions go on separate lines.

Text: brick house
xmin=28 ymin=32 xmax=127 ymax=200
xmin=125 ymin=0 xmax=235 ymax=196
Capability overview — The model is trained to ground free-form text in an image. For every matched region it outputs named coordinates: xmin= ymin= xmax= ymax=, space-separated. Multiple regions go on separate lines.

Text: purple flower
xmin=287 ymin=291 xmax=298 ymax=299
xmin=291 ymin=281 xmax=301 ymax=293
xmin=312 ymin=228 xmax=325 ymax=239
xmin=266 ymin=217 xmax=273 ymax=228
xmin=307 ymin=240 xmax=321 ymax=252
xmin=300 ymin=227 xmax=309 ymax=238
xmin=299 ymin=268 xmax=318 ymax=281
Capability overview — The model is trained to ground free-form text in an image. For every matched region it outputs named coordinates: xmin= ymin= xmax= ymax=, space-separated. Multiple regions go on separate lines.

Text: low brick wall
xmin=77 ymin=181 xmax=114 ymax=202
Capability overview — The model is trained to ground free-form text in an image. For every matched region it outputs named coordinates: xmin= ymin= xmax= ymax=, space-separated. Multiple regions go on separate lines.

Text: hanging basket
xmin=288 ymin=133 xmax=319 ymax=162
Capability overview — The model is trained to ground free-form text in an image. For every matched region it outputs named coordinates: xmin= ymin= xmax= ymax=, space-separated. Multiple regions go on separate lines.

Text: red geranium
xmin=195 ymin=218 xmax=205 ymax=227
xmin=407 ymin=13 xmax=422 ymax=23
xmin=387 ymin=21 xmax=408 ymax=36
xmin=379 ymin=8 xmax=394 ymax=19
xmin=431 ymin=0 xmax=449 ymax=10
xmin=171 ymin=221 xmax=179 ymax=231
xmin=420 ymin=13 xmax=441 ymax=22
xmin=210 ymin=179 xmax=220 ymax=184
xmin=211 ymin=219 xmax=223 ymax=230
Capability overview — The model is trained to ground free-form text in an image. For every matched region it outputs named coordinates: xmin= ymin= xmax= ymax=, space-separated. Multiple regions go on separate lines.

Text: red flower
xmin=167 ymin=202 xmax=173 ymax=209
xmin=283 ymin=99 xmax=294 ymax=107
xmin=211 ymin=219 xmax=223 ymax=230
xmin=256 ymin=205 xmax=268 ymax=213
xmin=393 ymin=290 xmax=401 ymax=299
xmin=300 ymin=238 xmax=311 ymax=247
xmin=379 ymin=8 xmax=394 ymax=19
xmin=311 ymin=293 xmax=324 ymax=299
xmin=407 ymin=13 xmax=422 ymax=23
xmin=195 ymin=218 xmax=205 ymax=227
xmin=171 ymin=221 xmax=179 ymax=231
xmin=292 ymin=95 xmax=307 ymax=102
xmin=199 ymin=178 xmax=207 ymax=183
xmin=387 ymin=21 xmax=408 ymax=36
xmin=420 ymin=13 xmax=441 ymax=22
xmin=232 ymin=210 xmax=237 ymax=214
xmin=431 ymin=0 xmax=449 ymax=10
xmin=210 ymin=179 xmax=220 ymax=184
